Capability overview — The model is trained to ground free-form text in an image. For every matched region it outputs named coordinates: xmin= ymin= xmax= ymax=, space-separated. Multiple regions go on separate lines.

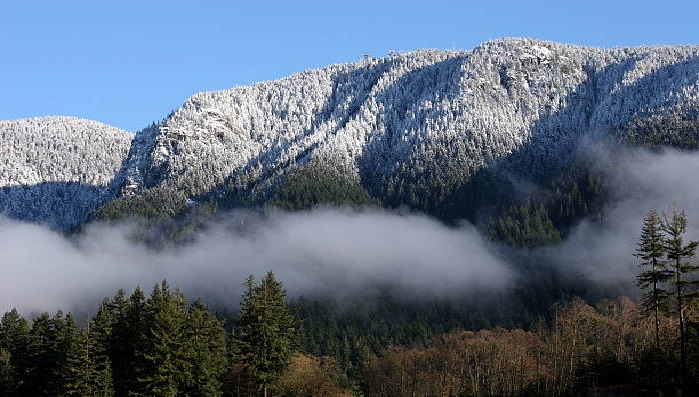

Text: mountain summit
xmin=2 ymin=38 xmax=699 ymax=230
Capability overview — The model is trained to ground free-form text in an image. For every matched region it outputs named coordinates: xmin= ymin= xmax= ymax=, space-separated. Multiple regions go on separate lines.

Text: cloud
xmin=543 ymin=146 xmax=699 ymax=283
xmin=3 ymin=146 xmax=699 ymax=317
xmin=0 ymin=208 xmax=513 ymax=315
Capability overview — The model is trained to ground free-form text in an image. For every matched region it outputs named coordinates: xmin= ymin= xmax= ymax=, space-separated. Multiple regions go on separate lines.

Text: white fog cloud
xmin=0 ymin=208 xmax=512 ymax=314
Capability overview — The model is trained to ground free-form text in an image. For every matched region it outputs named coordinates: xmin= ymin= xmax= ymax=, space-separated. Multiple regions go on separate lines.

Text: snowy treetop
xmin=1 ymin=39 xmax=699 ymax=229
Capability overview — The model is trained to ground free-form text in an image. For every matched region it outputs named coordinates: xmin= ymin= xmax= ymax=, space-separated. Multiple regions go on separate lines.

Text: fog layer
xmin=0 ymin=208 xmax=511 ymax=314
xmin=547 ymin=147 xmax=699 ymax=282
xmin=2 ymin=147 xmax=699 ymax=315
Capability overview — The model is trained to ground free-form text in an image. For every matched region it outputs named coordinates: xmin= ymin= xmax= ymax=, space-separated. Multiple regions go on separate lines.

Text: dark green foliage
xmin=273 ymin=164 xmax=381 ymax=210
xmin=618 ymin=112 xmax=699 ymax=150
xmin=485 ymin=198 xmax=561 ymax=247
xmin=0 ymin=283 xmax=230 ymax=397
xmin=133 ymin=281 xmax=190 ymax=397
xmin=0 ymin=347 xmax=14 ymax=396
xmin=547 ymin=167 xmax=607 ymax=231
xmin=18 ymin=311 xmax=80 ymax=397
xmin=662 ymin=206 xmax=699 ymax=383
xmin=232 ymin=272 xmax=298 ymax=396
xmin=632 ymin=206 xmax=699 ymax=388
xmin=291 ymin=267 xmax=619 ymax=372
xmin=484 ymin=165 xmax=607 ymax=247
xmin=63 ymin=316 xmax=114 ymax=397
xmin=635 ymin=209 xmax=672 ymax=347
xmin=0 ymin=309 xmax=29 ymax=396
xmin=183 ymin=299 xmax=228 ymax=397
xmin=93 ymin=188 xmax=220 ymax=249
xmin=419 ymin=167 xmax=515 ymax=223
xmin=95 ymin=187 xmax=188 ymax=222
xmin=109 ymin=288 xmax=147 ymax=397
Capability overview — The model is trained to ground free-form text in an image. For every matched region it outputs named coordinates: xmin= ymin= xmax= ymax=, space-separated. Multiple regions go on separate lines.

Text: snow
xmin=0 ymin=116 xmax=132 ymax=229
xmin=2 ymin=38 xmax=699 ymax=229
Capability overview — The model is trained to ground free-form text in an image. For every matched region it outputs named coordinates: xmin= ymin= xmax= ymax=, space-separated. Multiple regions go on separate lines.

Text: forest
xmin=2 ymin=206 xmax=699 ymax=397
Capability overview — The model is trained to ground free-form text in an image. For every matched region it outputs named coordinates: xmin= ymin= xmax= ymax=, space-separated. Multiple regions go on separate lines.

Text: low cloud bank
xmin=0 ymin=208 xmax=512 ymax=315
xmin=544 ymin=147 xmax=699 ymax=282
xmin=3 ymin=147 xmax=699 ymax=316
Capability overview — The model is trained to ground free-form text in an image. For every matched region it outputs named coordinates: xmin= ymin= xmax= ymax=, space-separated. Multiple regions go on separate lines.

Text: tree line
xmin=358 ymin=205 xmax=699 ymax=396
xmin=0 ymin=272 xmax=350 ymax=397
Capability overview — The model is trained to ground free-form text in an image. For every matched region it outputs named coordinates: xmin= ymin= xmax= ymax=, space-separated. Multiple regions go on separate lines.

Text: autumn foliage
xmin=359 ymin=297 xmax=690 ymax=397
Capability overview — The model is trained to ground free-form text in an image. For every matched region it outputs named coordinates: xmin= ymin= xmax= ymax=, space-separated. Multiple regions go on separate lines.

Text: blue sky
xmin=1 ymin=0 xmax=697 ymax=132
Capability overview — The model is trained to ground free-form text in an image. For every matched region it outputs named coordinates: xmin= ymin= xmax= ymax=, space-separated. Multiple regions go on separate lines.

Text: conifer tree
xmin=635 ymin=209 xmax=672 ymax=348
xmin=90 ymin=300 xmax=117 ymax=397
xmin=136 ymin=280 xmax=190 ymax=397
xmin=0 ymin=347 xmax=16 ymax=397
xmin=232 ymin=272 xmax=297 ymax=397
xmin=53 ymin=312 xmax=81 ymax=396
xmin=63 ymin=303 xmax=115 ymax=397
xmin=63 ymin=319 xmax=114 ymax=397
xmin=183 ymin=299 xmax=228 ymax=397
xmin=662 ymin=206 xmax=699 ymax=384
xmin=0 ymin=309 xmax=29 ymax=396
xmin=110 ymin=288 xmax=146 ymax=397
xmin=19 ymin=311 xmax=80 ymax=396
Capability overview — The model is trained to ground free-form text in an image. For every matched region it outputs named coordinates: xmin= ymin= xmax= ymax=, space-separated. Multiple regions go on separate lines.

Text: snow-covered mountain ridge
xmin=132 ymin=38 xmax=699 ymax=200
xmin=2 ymin=38 xmax=699 ymax=229
xmin=0 ymin=117 xmax=132 ymax=229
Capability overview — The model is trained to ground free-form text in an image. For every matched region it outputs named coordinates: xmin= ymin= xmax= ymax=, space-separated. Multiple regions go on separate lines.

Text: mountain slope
xmin=0 ymin=116 xmax=132 ymax=229
xmin=120 ymin=39 xmax=699 ymax=204
xmin=2 ymin=38 xmax=699 ymax=229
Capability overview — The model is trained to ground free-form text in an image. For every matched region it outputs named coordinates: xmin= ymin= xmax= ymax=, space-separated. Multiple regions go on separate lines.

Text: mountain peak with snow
xmin=2 ymin=39 xmax=699 ymax=229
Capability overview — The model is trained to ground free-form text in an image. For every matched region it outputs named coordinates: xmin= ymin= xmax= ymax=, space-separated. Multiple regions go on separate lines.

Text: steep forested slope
xmin=0 ymin=117 xmax=132 ymax=229
xmin=111 ymin=38 xmax=699 ymax=219
xmin=2 ymin=39 xmax=699 ymax=229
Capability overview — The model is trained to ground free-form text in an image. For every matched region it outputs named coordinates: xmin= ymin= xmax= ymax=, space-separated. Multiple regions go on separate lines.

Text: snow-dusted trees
xmin=137 ymin=39 xmax=699 ymax=211
xmin=2 ymin=40 xmax=698 ymax=228
xmin=0 ymin=117 xmax=132 ymax=229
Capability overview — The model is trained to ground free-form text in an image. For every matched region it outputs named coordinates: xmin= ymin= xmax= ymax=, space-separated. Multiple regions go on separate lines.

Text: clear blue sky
xmin=1 ymin=0 xmax=697 ymax=132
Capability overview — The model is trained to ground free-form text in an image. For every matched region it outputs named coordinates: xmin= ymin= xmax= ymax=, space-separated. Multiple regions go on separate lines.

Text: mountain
xmin=0 ymin=116 xmax=132 ymax=230
xmin=2 ymin=38 xmax=699 ymax=230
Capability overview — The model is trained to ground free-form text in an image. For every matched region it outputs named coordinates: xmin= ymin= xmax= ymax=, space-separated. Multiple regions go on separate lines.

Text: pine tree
xmin=136 ymin=280 xmax=190 ymax=397
xmin=635 ymin=209 xmax=672 ymax=348
xmin=662 ymin=206 xmax=699 ymax=384
xmin=63 ymin=303 xmax=115 ymax=397
xmin=0 ymin=309 xmax=29 ymax=396
xmin=53 ymin=312 xmax=81 ymax=396
xmin=90 ymin=300 xmax=117 ymax=397
xmin=183 ymin=299 xmax=228 ymax=397
xmin=0 ymin=347 xmax=15 ymax=397
xmin=21 ymin=312 xmax=52 ymax=396
xmin=18 ymin=311 xmax=80 ymax=396
xmin=232 ymin=272 xmax=297 ymax=397
xmin=63 ymin=319 xmax=114 ymax=397
xmin=110 ymin=288 xmax=146 ymax=397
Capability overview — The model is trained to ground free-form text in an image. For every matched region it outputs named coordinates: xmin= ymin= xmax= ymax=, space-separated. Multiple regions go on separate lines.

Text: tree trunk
xmin=676 ymin=266 xmax=686 ymax=386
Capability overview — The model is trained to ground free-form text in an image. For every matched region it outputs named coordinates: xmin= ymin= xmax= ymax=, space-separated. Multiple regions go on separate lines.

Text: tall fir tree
xmin=136 ymin=280 xmax=190 ymax=397
xmin=635 ymin=209 xmax=672 ymax=348
xmin=110 ymin=288 xmax=146 ymax=397
xmin=63 ymin=302 xmax=115 ymax=397
xmin=90 ymin=299 xmax=117 ymax=397
xmin=63 ymin=318 xmax=114 ymax=397
xmin=0 ymin=309 xmax=30 ymax=397
xmin=183 ymin=299 xmax=228 ymax=397
xmin=232 ymin=272 xmax=297 ymax=397
xmin=662 ymin=206 xmax=699 ymax=384
xmin=0 ymin=347 xmax=15 ymax=397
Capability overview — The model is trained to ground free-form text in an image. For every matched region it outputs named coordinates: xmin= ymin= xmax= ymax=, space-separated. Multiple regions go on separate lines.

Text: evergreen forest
xmin=2 ymin=207 xmax=699 ymax=396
